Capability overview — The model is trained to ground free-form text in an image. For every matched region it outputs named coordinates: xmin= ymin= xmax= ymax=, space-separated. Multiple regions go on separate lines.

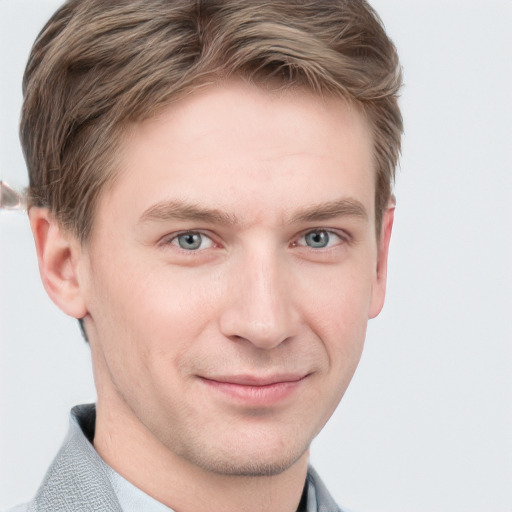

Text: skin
xmin=30 ymin=80 xmax=394 ymax=512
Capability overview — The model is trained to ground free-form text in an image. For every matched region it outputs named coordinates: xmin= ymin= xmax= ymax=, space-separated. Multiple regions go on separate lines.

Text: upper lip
xmin=201 ymin=373 xmax=309 ymax=386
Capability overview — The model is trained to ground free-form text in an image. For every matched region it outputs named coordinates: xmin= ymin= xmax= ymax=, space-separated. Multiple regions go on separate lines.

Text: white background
xmin=1 ymin=1 xmax=511 ymax=511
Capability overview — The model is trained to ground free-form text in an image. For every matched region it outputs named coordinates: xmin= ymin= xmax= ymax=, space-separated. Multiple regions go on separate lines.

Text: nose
xmin=219 ymin=248 xmax=299 ymax=350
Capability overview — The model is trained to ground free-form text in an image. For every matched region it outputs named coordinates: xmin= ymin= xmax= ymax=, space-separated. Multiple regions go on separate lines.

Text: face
xmin=78 ymin=80 xmax=390 ymax=477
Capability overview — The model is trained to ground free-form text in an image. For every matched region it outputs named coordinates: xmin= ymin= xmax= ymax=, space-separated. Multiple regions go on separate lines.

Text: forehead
xmin=95 ymin=80 xmax=375 ymax=230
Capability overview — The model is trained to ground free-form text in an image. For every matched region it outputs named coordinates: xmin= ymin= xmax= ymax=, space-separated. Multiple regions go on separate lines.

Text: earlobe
xmin=369 ymin=205 xmax=395 ymax=319
xmin=29 ymin=207 xmax=88 ymax=319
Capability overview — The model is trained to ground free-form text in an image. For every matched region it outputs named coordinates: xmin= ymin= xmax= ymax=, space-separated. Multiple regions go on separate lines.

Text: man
xmin=12 ymin=0 xmax=402 ymax=510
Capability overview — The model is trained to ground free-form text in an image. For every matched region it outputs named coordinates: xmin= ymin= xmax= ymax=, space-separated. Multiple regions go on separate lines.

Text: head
xmin=23 ymin=0 xmax=402 ymax=481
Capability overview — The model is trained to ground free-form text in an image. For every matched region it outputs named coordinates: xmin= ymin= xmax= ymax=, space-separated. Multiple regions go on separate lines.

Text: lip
xmin=199 ymin=373 xmax=309 ymax=407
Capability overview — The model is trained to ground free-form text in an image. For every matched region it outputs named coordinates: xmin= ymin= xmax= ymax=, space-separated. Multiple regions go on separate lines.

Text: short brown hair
xmin=21 ymin=0 xmax=403 ymax=241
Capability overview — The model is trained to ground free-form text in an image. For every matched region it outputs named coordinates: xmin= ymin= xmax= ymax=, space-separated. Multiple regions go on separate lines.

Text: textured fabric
xmin=26 ymin=404 xmax=122 ymax=512
xmin=9 ymin=404 xmax=344 ymax=512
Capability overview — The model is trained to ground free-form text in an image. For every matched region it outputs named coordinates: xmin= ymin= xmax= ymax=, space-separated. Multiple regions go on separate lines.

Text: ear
xmin=29 ymin=207 xmax=88 ymax=319
xmin=369 ymin=204 xmax=395 ymax=319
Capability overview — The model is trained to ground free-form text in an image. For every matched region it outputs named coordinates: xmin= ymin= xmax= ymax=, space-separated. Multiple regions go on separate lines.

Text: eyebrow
xmin=290 ymin=198 xmax=368 ymax=223
xmin=139 ymin=198 xmax=368 ymax=226
xmin=139 ymin=200 xmax=237 ymax=226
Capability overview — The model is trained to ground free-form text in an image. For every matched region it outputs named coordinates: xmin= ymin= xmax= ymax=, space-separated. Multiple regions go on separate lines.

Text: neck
xmin=93 ymin=392 xmax=309 ymax=512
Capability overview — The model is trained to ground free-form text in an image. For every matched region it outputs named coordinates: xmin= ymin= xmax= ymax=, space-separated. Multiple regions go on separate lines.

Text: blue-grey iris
xmin=178 ymin=233 xmax=202 ymax=250
xmin=305 ymin=231 xmax=329 ymax=248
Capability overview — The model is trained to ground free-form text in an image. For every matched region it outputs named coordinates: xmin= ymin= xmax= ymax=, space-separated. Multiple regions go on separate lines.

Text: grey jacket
xmin=9 ymin=404 xmax=343 ymax=512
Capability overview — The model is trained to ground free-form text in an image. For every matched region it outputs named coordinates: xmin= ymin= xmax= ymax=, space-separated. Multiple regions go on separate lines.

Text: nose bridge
xmin=220 ymin=243 xmax=297 ymax=349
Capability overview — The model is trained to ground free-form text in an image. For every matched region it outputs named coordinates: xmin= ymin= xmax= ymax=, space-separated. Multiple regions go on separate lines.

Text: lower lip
xmin=200 ymin=377 xmax=307 ymax=407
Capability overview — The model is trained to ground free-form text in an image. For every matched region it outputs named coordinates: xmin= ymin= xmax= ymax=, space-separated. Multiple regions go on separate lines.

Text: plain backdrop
xmin=1 ymin=1 xmax=511 ymax=511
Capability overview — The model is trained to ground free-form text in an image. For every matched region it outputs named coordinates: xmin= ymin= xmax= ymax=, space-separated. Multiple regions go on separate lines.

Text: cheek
xmin=303 ymin=288 xmax=370 ymax=437
xmin=89 ymin=260 xmax=223 ymax=366
xmin=296 ymin=263 xmax=373 ymax=369
xmin=299 ymin=260 xmax=374 ymax=326
xmin=317 ymin=297 xmax=368 ymax=370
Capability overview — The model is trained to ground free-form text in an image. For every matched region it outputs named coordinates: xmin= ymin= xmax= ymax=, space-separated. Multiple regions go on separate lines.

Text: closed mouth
xmin=198 ymin=373 xmax=310 ymax=406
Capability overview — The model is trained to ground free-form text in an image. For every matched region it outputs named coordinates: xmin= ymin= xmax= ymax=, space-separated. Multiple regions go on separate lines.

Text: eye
xmin=170 ymin=232 xmax=214 ymax=251
xmin=298 ymin=230 xmax=343 ymax=249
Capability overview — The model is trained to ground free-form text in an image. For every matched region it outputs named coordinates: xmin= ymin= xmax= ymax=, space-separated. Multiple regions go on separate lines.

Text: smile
xmin=199 ymin=374 xmax=310 ymax=407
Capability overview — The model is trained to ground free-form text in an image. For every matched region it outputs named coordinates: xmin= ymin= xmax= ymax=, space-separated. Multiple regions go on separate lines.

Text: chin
xmin=190 ymin=450 xmax=307 ymax=478
xmin=174 ymin=432 xmax=311 ymax=477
